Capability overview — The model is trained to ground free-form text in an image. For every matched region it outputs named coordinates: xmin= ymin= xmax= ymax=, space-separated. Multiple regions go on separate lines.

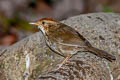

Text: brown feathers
xmin=38 ymin=18 xmax=57 ymax=22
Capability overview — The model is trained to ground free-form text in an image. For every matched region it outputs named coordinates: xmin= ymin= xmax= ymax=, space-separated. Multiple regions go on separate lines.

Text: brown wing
xmin=49 ymin=23 xmax=90 ymax=47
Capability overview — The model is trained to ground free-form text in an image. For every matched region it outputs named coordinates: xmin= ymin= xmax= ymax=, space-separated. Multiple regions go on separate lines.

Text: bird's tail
xmin=86 ymin=46 xmax=116 ymax=62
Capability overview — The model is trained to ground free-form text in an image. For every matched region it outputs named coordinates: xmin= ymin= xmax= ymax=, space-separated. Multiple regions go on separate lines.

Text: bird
xmin=30 ymin=18 xmax=116 ymax=69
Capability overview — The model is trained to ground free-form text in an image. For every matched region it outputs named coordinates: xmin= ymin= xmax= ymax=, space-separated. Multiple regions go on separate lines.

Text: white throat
xmin=38 ymin=25 xmax=45 ymax=34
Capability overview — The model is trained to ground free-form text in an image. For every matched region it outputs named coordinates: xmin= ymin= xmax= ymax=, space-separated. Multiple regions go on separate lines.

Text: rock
xmin=0 ymin=13 xmax=120 ymax=80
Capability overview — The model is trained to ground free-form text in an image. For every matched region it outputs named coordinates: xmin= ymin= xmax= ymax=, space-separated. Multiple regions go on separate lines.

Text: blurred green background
xmin=0 ymin=0 xmax=119 ymax=48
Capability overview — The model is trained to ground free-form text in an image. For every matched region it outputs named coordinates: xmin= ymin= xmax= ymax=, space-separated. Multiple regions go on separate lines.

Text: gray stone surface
xmin=0 ymin=13 xmax=120 ymax=80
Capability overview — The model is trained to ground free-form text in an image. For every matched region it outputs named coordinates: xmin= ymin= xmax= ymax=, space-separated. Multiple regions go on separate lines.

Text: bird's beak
xmin=29 ymin=22 xmax=39 ymax=26
xmin=29 ymin=22 xmax=42 ymax=30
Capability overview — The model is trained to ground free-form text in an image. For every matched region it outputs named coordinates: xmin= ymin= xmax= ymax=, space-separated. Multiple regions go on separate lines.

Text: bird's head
xmin=29 ymin=18 xmax=58 ymax=34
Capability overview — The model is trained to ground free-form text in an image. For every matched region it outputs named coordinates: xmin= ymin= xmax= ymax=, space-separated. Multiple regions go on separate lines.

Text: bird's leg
xmin=78 ymin=51 xmax=90 ymax=53
xmin=57 ymin=54 xmax=71 ymax=70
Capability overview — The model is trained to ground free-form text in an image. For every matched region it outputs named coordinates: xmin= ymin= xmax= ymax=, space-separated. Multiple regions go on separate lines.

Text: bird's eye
xmin=42 ymin=21 xmax=45 ymax=25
